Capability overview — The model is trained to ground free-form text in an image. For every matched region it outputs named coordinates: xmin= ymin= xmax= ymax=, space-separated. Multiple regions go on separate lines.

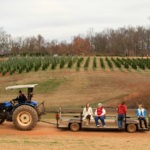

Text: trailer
xmin=56 ymin=107 xmax=150 ymax=133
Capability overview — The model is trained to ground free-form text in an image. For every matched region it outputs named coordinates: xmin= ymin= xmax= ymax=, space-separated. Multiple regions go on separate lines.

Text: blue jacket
xmin=136 ymin=108 xmax=146 ymax=118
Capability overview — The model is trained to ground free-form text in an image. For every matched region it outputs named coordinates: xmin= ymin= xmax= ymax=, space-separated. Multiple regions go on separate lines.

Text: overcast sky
xmin=0 ymin=0 xmax=150 ymax=41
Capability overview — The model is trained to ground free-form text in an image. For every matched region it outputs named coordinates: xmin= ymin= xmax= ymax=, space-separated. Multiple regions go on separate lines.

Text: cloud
xmin=0 ymin=0 xmax=150 ymax=41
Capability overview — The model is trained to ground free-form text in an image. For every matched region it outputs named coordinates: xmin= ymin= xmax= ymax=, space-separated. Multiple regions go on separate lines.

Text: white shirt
xmin=82 ymin=107 xmax=94 ymax=120
xmin=137 ymin=108 xmax=145 ymax=117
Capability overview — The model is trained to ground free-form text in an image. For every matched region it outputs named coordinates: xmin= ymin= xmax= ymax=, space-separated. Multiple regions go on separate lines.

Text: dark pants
xmin=138 ymin=117 xmax=147 ymax=128
xmin=86 ymin=115 xmax=91 ymax=123
xmin=95 ymin=116 xmax=105 ymax=126
xmin=118 ymin=114 xmax=125 ymax=128
xmin=86 ymin=115 xmax=91 ymax=120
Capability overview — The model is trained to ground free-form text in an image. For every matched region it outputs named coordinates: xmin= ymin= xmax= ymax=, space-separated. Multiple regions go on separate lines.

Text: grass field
xmin=1 ymin=57 xmax=150 ymax=110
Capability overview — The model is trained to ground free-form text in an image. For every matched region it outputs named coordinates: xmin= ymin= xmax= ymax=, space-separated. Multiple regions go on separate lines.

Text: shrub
xmin=60 ymin=58 xmax=65 ymax=69
xmin=76 ymin=57 xmax=84 ymax=70
xmin=84 ymin=57 xmax=90 ymax=70
xmin=93 ymin=57 xmax=97 ymax=70
xmin=100 ymin=58 xmax=105 ymax=69
xmin=68 ymin=59 xmax=73 ymax=69
xmin=105 ymin=57 xmax=113 ymax=69
xmin=111 ymin=58 xmax=121 ymax=69
xmin=51 ymin=58 xmax=57 ymax=70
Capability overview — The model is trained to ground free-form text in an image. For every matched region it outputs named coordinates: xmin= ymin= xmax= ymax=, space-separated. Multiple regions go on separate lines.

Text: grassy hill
xmin=1 ymin=63 xmax=150 ymax=110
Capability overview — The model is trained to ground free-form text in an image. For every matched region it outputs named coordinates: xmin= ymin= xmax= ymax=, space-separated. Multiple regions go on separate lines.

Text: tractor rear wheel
xmin=13 ymin=105 xmax=38 ymax=130
xmin=0 ymin=114 xmax=5 ymax=124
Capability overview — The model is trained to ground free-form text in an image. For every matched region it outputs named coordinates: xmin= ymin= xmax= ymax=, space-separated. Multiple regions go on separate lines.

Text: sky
xmin=0 ymin=0 xmax=150 ymax=42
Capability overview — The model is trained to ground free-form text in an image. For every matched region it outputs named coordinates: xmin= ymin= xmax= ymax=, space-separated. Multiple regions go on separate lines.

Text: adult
xmin=27 ymin=92 xmax=38 ymax=106
xmin=117 ymin=101 xmax=127 ymax=128
xmin=82 ymin=103 xmax=93 ymax=125
xmin=94 ymin=103 xmax=106 ymax=127
xmin=136 ymin=104 xmax=147 ymax=128
xmin=14 ymin=90 xmax=27 ymax=104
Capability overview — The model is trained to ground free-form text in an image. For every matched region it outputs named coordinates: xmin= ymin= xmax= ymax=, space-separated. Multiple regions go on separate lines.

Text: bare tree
xmin=0 ymin=27 xmax=12 ymax=55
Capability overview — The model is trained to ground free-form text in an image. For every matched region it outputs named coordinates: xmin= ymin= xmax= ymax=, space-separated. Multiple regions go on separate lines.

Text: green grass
xmin=35 ymin=78 xmax=66 ymax=94
xmin=0 ymin=78 xmax=66 ymax=96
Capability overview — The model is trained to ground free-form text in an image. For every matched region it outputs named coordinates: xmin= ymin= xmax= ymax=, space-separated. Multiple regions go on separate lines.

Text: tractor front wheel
xmin=0 ymin=114 xmax=5 ymax=124
xmin=13 ymin=105 xmax=38 ymax=130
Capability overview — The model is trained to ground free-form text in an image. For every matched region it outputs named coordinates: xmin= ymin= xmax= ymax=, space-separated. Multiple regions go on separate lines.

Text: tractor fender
xmin=12 ymin=103 xmax=35 ymax=112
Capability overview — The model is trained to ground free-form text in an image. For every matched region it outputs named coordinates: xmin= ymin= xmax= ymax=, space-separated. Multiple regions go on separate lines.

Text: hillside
xmin=1 ymin=67 xmax=150 ymax=110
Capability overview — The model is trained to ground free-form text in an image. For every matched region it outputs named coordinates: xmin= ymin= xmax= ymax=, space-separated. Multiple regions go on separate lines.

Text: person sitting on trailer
xmin=136 ymin=104 xmax=147 ymax=128
xmin=82 ymin=103 xmax=94 ymax=125
xmin=14 ymin=90 xmax=27 ymax=104
xmin=94 ymin=103 xmax=106 ymax=127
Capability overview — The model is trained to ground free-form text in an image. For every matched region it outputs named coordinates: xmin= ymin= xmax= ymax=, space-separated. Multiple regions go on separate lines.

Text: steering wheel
xmin=10 ymin=99 xmax=16 ymax=106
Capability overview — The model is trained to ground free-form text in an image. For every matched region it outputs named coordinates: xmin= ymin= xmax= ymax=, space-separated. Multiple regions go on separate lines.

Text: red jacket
xmin=117 ymin=104 xmax=127 ymax=114
xmin=95 ymin=107 xmax=106 ymax=116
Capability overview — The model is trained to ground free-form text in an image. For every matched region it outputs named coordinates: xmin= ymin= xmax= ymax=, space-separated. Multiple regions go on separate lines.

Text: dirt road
xmin=0 ymin=122 xmax=150 ymax=150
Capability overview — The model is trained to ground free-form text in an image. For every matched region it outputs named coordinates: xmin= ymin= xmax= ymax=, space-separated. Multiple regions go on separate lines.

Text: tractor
xmin=0 ymin=84 xmax=45 ymax=130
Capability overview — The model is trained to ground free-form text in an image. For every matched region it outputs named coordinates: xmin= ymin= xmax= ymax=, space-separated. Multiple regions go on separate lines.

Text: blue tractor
xmin=0 ymin=84 xmax=45 ymax=130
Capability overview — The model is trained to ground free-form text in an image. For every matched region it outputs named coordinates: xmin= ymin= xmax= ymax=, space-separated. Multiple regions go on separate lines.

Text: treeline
xmin=0 ymin=26 xmax=150 ymax=56
xmin=92 ymin=26 xmax=150 ymax=56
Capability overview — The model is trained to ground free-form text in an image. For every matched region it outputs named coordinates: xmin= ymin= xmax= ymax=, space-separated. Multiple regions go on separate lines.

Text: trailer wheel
xmin=0 ymin=114 xmax=5 ymax=124
xmin=70 ymin=123 xmax=80 ymax=132
xmin=127 ymin=124 xmax=137 ymax=133
xmin=13 ymin=105 xmax=38 ymax=130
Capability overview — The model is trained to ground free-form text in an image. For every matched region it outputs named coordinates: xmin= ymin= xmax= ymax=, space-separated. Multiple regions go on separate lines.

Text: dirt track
xmin=0 ymin=122 xmax=150 ymax=150
xmin=0 ymin=121 xmax=149 ymax=137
